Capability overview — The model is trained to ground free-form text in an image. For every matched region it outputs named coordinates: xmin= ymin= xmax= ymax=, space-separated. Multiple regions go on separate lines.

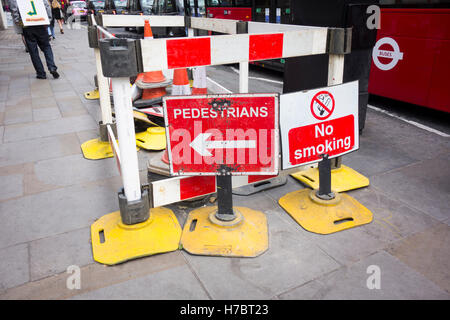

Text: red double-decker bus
xmin=368 ymin=2 xmax=450 ymax=113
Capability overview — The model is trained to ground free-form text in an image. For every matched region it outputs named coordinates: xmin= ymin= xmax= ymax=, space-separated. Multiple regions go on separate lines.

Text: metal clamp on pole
xmin=118 ymin=185 xmax=150 ymax=225
xmin=236 ymin=21 xmax=248 ymax=34
xmin=99 ymin=38 xmax=139 ymax=78
xmin=327 ymin=27 xmax=352 ymax=55
xmin=316 ymin=154 xmax=335 ymax=201
xmin=87 ymin=25 xmax=99 ymax=49
xmin=215 ymin=166 xmax=235 ymax=221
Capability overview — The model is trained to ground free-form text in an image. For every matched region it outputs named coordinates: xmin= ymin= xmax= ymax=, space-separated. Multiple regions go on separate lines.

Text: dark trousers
xmin=22 ymin=26 xmax=57 ymax=77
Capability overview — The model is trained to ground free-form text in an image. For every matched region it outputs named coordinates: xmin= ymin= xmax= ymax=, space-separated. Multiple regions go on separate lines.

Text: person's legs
xmin=35 ymin=26 xmax=59 ymax=77
xmin=23 ymin=27 xmax=46 ymax=78
xmin=58 ymin=19 xmax=64 ymax=33
xmin=49 ymin=19 xmax=56 ymax=38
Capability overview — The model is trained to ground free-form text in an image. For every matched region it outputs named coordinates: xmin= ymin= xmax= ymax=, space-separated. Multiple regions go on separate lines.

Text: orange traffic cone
xmin=161 ymin=149 xmax=169 ymax=164
xmin=172 ymin=68 xmax=191 ymax=96
xmin=135 ymin=20 xmax=171 ymax=103
xmin=192 ymin=67 xmax=207 ymax=95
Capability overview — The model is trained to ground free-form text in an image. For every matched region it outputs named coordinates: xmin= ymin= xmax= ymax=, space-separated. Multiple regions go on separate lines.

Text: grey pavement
xmin=0 ymin=24 xmax=449 ymax=300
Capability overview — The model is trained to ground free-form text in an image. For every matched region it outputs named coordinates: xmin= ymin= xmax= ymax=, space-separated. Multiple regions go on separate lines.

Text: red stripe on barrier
xmin=249 ymin=34 xmax=284 ymax=61
xmin=180 ymin=176 xmax=216 ymax=200
xmin=166 ymin=38 xmax=212 ymax=69
xmin=248 ymin=175 xmax=277 ymax=184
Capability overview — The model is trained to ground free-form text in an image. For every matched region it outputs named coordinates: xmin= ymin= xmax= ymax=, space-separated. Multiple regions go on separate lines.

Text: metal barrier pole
xmin=94 ymin=48 xmax=113 ymax=125
xmin=239 ymin=62 xmax=249 ymax=93
xmin=111 ymin=77 xmax=142 ymax=202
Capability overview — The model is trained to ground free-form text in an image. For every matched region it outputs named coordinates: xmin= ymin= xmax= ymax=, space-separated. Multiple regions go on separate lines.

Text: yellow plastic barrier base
xmin=135 ymin=127 xmax=166 ymax=151
xmin=279 ymin=189 xmax=373 ymax=234
xmin=181 ymin=206 xmax=268 ymax=257
xmin=91 ymin=207 xmax=182 ymax=265
xmin=84 ymin=89 xmax=100 ymax=100
xmin=290 ymin=165 xmax=370 ymax=192
xmin=81 ymin=138 xmax=140 ymax=160
xmin=81 ymin=138 xmax=114 ymax=160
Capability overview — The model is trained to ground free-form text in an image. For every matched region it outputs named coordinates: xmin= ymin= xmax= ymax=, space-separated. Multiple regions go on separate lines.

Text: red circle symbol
xmin=310 ymin=91 xmax=335 ymax=120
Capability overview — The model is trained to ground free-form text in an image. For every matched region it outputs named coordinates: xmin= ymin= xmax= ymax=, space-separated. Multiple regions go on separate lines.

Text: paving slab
xmin=0 ymin=133 xmax=80 ymax=167
xmin=33 ymin=154 xmax=120 ymax=187
xmin=183 ymin=204 xmax=340 ymax=300
xmin=386 ymin=223 xmax=450 ymax=294
xmin=32 ymin=107 xmax=62 ymax=121
xmin=31 ymin=96 xmax=58 ymax=109
xmin=370 ymin=152 xmax=450 ymax=222
xmin=0 ymin=179 xmax=120 ymax=249
xmin=56 ymin=96 xmax=88 ymax=117
xmin=5 ymin=96 xmax=31 ymax=110
xmin=70 ymin=264 xmax=210 ymax=300
xmin=344 ymin=109 xmax=450 ymax=177
xmin=278 ymin=251 xmax=449 ymax=300
xmin=0 ymin=243 xmax=29 ymax=293
xmin=29 ymin=227 xmax=93 ymax=281
xmin=0 ymin=251 xmax=186 ymax=300
xmin=3 ymin=114 xmax=97 ymax=142
xmin=0 ymin=173 xmax=23 ymax=201
xmin=3 ymin=106 xmax=32 ymax=125
xmin=350 ymin=186 xmax=441 ymax=242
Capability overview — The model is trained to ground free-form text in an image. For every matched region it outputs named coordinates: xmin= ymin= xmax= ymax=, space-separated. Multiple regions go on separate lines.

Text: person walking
xmin=8 ymin=0 xmax=59 ymax=79
xmin=60 ymin=0 xmax=68 ymax=24
xmin=47 ymin=0 xmax=56 ymax=40
xmin=51 ymin=0 xmax=64 ymax=34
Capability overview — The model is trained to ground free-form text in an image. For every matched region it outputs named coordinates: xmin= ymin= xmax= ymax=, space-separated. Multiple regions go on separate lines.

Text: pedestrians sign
xmin=17 ymin=0 xmax=50 ymax=26
xmin=280 ymin=81 xmax=359 ymax=170
xmin=163 ymin=93 xmax=279 ymax=176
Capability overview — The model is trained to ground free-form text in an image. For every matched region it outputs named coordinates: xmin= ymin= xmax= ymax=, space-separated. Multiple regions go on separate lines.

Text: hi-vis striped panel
xmin=140 ymin=28 xmax=328 ymax=71
xmin=151 ymin=175 xmax=277 ymax=208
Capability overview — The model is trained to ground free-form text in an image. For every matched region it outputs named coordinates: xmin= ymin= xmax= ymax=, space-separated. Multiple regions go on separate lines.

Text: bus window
xmin=206 ymin=0 xmax=232 ymax=7
xmin=235 ymin=0 xmax=251 ymax=6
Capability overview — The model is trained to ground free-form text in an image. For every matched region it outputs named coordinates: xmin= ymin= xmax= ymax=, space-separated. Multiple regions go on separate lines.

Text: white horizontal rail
xmin=101 ymin=14 xmax=185 ymax=28
xmin=247 ymin=21 xmax=325 ymax=34
xmin=140 ymin=28 xmax=328 ymax=71
xmin=190 ymin=17 xmax=240 ymax=34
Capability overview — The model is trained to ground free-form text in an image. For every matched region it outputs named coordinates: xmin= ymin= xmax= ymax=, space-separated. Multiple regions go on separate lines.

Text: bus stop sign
xmin=163 ymin=93 xmax=279 ymax=176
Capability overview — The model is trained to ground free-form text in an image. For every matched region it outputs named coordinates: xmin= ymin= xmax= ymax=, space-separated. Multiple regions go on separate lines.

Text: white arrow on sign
xmin=190 ymin=133 xmax=256 ymax=157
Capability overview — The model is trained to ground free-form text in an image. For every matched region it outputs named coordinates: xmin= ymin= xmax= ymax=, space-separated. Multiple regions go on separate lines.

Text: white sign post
xmin=280 ymin=80 xmax=359 ymax=170
xmin=17 ymin=0 xmax=49 ymax=26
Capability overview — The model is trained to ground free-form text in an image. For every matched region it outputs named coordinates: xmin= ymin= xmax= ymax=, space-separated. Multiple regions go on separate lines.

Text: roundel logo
xmin=372 ymin=37 xmax=404 ymax=71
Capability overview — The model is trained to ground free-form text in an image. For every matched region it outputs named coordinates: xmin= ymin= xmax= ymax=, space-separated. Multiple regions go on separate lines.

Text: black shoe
xmin=50 ymin=70 xmax=60 ymax=79
xmin=36 ymin=74 xmax=47 ymax=79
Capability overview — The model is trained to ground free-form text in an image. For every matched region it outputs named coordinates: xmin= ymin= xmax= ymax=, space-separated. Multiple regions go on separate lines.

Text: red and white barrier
xmin=140 ymin=29 xmax=327 ymax=71
xmin=151 ymin=174 xmax=277 ymax=208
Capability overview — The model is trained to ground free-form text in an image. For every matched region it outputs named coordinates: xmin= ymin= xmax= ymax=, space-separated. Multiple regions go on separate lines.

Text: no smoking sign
xmin=280 ymin=81 xmax=360 ymax=169
xmin=311 ymin=91 xmax=335 ymax=120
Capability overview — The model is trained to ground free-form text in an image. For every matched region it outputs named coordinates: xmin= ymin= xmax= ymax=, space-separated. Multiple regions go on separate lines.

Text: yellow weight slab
xmin=135 ymin=127 xmax=166 ymax=151
xmin=279 ymin=189 xmax=373 ymax=235
xmin=91 ymin=207 xmax=182 ymax=265
xmin=81 ymin=138 xmax=114 ymax=160
xmin=84 ymin=89 xmax=99 ymax=100
xmin=81 ymin=138 xmax=140 ymax=160
xmin=181 ymin=206 xmax=268 ymax=258
xmin=290 ymin=165 xmax=370 ymax=192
